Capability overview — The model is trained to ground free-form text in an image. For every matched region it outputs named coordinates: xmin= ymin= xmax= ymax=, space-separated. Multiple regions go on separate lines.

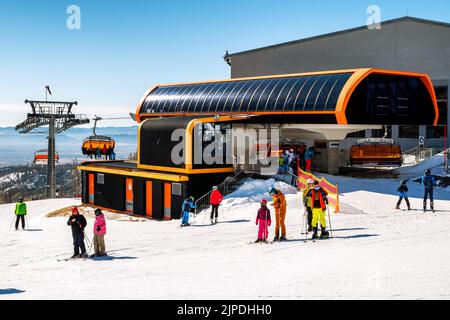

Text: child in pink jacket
xmin=255 ymin=199 xmax=271 ymax=243
xmin=92 ymin=208 xmax=107 ymax=257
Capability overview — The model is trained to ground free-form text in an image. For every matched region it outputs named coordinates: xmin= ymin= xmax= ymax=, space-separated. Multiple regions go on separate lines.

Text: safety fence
xmin=297 ymin=168 xmax=340 ymax=213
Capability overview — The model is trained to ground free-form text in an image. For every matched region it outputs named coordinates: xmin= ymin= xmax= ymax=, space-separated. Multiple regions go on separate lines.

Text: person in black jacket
xmin=67 ymin=207 xmax=88 ymax=258
xmin=396 ymin=180 xmax=411 ymax=211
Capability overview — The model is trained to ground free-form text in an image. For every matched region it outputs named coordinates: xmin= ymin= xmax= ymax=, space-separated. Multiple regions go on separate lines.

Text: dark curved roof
xmin=140 ymin=72 xmax=352 ymax=115
xmin=136 ymin=69 xmax=439 ymax=125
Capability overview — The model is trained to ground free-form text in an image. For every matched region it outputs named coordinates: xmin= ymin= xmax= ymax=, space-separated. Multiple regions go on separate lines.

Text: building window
xmin=399 ymin=126 xmax=419 ymax=138
xmin=97 ymin=173 xmax=104 ymax=185
xmin=172 ymin=183 xmax=182 ymax=196
xmin=426 ymin=125 xmax=445 ymax=139
xmin=372 ymin=126 xmax=392 ymax=138
xmin=346 ymin=130 xmax=366 ymax=138
xmin=434 ymin=86 xmax=448 ymax=125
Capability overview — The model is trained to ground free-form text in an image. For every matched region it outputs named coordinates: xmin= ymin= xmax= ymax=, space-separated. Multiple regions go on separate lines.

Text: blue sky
xmin=0 ymin=0 xmax=449 ymax=126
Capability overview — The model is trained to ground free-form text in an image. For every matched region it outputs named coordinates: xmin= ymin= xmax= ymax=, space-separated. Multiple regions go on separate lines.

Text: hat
xmin=94 ymin=208 xmax=102 ymax=216
xmin=425 ymin=169 xmax=431 ymax=175
xmin=307 ymin=179 xmax=314 ymax=185
xmin=261 ymin=199 xmax=268 ymax=206
xmin=72 ymin=207 xmax=79 ymax=214
xmin=19 ymin=197 xmax=24 ymax=202
xmin=313 ymin=180 xmax=319 ymax=185
xmin=212 ymin=186 xmax=218 ymax=190
xmin=269 ymin=188 xmax=277 ymax=195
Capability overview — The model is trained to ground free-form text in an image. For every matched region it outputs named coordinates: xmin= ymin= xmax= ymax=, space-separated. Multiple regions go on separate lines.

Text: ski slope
xmin=1 ymin=173 xmax=450 ymax=300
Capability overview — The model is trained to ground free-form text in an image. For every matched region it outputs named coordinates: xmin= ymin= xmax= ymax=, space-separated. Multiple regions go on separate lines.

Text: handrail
xmin=194 ymin=170 xmax=247 ymax=215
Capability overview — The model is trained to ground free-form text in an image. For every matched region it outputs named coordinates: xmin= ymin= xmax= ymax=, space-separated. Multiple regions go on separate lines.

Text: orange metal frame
xmin=135 ymin=68 xmax=439 ymax=126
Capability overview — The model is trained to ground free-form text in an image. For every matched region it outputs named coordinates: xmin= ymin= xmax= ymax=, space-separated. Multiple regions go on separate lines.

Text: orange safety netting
xmin=297 ymin=168 xmax=340 ymax=213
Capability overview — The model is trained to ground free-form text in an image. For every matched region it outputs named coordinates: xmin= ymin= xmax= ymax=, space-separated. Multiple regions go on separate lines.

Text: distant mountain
xmin=0 ymin=126 xmax=138 ymax=166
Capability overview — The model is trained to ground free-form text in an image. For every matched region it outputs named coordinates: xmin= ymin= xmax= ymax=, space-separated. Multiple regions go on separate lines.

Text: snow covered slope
xmin=1 ymin=175 xmax=450 ymax=300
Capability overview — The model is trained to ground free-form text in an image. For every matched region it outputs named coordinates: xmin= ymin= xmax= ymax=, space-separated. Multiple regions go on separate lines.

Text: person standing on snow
xmin=14 ymin=197 xmax=27 ymax=231
xmin=255 ymin=199 xmax=271 ymax=243
xmin=181 ymin=196 xmax=197 ymax=227
xmin=303 ymin=179 xmax=314 ymax=232
xmin=283 ymin=151 xmax=290 ymax=174
xmin=92 ymin=209 xmax=107 ymax=257
xmin=304 ymin=180 xmax=329 ymax=240
xmin=304 ymin=147 xmax=315 ymax=172
xmin=421 ymin=169 xmax=437 ymax=212
xmin=396 ymin=180 xmax=411 ymax=211
xmin=269 ymin=188 xmax=287 ymax=241
xmin=67 ymin=207 xmax=88 ymax=258
xmin=209 ymin=186 xmax=223 ymax=224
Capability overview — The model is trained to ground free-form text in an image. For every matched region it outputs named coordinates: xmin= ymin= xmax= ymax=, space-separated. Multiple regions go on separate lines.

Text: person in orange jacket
xmin=269 ymin=188 xmax=287 ymax=241
xmin=209 ymin=186 xmax=223 ymax=224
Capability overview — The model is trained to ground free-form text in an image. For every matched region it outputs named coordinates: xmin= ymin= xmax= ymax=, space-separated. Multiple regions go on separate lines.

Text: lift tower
xmin=16 ymin=100 xmax=90 ymax=198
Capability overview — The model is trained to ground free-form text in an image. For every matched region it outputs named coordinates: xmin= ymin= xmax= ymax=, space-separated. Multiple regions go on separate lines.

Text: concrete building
xmin=225 ymin=17 xmax=449 ymax=155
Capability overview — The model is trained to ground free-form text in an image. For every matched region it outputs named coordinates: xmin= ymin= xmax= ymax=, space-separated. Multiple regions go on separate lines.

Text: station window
xmin=426 ymin=125 xmax=445 ymax=139
xmin=434 ymin=86 xmax=448 ymax=125
xmin=399 ymin=126 xmax=419 ymax=138
xmin=372 ymin=126 xmax=392 ymax=138
xmin=97 ymin=173 xmax=104 ymax=185
xmin=346 ymin=130 xmax=366 ymax=138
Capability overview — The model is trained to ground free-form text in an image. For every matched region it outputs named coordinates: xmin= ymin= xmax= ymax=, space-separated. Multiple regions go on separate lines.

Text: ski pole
xmin=327 ymin=206 xmax=333 ymax=238
xmin=83 ymin=231 xmax=93 ymax=255
xmin=9 ymin=216 xmax=16 ymax=232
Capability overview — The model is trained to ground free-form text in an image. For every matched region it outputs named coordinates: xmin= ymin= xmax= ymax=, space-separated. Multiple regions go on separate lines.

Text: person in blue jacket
xmin=396 ymin=180 xmax=411 ymax=211
xmin=421 ymin=169 xmax=437 ymax=212
xmin=181 ymin=196 xmax=197 ymax=226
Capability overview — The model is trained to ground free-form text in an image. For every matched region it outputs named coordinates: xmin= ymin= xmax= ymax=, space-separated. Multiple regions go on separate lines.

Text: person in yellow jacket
xmin=269 ymin=188 xmax=287 ymax=241
xmin=304 ymin=180 xmax=330 ymax=239
xmin=14 ymin=197 xmax=27 ymax=231
xmin=302 ymin=179 xmax=314 ymax=232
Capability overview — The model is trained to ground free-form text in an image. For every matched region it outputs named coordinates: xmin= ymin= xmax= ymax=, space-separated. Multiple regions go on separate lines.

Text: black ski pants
xmin=15 ymin=215 xmax=25 ymax=230
xmin=424 ymin=187 xmax=434 ymax=203
xmin=73 ymin=233 xmax=86 ymax=256
xmin=210 ymin=204 xmax=219 ymax=219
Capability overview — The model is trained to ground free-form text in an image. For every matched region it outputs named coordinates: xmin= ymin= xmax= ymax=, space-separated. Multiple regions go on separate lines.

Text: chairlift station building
xmin=79 ymin=16 xmax=445 ymax=219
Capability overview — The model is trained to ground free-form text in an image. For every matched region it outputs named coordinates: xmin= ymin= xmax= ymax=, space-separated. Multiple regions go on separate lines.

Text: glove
xmin=324 ymin=198 xmax=329 ymax=204
xmin=96 ymin=226 xmax=101 ymax=232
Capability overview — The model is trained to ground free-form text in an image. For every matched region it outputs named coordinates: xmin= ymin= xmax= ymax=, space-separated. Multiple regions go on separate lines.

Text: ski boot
xmin=210 ymin=218 xmax=214 ymax=225
xmin=311 ymin=227 xmax=319 ymax=240
xmin=273 ymin=234 xmax=280 ymax=242
xmin=70 ymin=254 xmax=79 ymax=259
xmin=423 ymin=201 xmax=427 ymax=213
xmin=280 ymin=235 xmax=287 ymax=241
xmin=395 ymin=206 xmax=400 ymax=210
xmin=307 ymin=225 xmax=313 ymax=233
xmin=79 ymin=253 xmax=88 ymax=259
xmin=254 ymin=239 xmax=261 ymax=243
xmin=320 ymin=227 xmax=330 ymax=239
xmin=431 ymin=202 xmax=435 ymax=213
xmin=215 ymin=217 xmax=218 ymax=224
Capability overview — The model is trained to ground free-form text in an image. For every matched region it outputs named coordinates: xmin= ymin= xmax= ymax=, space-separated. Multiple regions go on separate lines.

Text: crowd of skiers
xmin=10 ymin=168 xmax=445 ymax=256
xmin=278 ymin=146 xmax=316 ymax=186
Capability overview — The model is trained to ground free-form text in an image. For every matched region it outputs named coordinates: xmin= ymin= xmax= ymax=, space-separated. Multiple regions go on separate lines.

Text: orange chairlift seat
xmin=33 ymin=149 xmax=59 ymax=165
xmin=81 ymin=116 xmax=116 ymax=157
xmin=350 ymin=138 xmax=402 ymax=167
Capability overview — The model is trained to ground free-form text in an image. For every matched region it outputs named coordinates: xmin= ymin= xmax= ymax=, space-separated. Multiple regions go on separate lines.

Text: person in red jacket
xmin=209 ymin=186 xmax=223 ymax=224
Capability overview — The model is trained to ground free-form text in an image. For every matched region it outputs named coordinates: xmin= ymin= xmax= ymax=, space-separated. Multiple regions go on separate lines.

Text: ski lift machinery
xmin=350 ymin=126 xmax=403 ymax=168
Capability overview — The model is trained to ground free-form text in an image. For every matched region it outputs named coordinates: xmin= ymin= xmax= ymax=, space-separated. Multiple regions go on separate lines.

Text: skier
xmin=14 ymin=197 xmax=27 ymax=231
xmin=420 ymin=169 xmax=437 ymax=212
xmin=269 ymin=188 xmax=287 ymax=241
xmin=302 ymin=179 xmax=314 ymax=232
xmin=304 ymin=180 xmax=329 ymax=240
xmin=396 ymin=180 xmax=411 ymax=211
xmin=67 ymin=207 xmax=88 ymax=258
xmin=181 ymin=196 xmax=197 ymax=226
xmin=92 ymin=209 xmax=107 ymax=257
xmin=255 ymin=199 xmax=271 ymax=243
xmin=209 ymin=186 xmax=223 ymax=224
xmin=283 ymin=150 xmax=290 ymax=173
xmin=304 ymin=147 xmax=315 ymax=172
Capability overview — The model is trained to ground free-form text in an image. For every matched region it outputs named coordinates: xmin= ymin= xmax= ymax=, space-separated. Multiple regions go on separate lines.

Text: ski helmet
xmin=212 ymin=186 xmax=218 ymax=190
xmin=425 ymin=169 xmax=431 ymax=175
xmin=19 ymin=197 xmax=24 ymax=202
xmin=189 ymin=196 xmax=194 ymax=202
xmin=307 ymin=179 xmax=314 ymax=185
xmin=269 ymin=188 xmax=277 ymax=195
xmin=313 ymin=180 xmax=319 ymax=185
xmin=94 ymin=208 xmax=102 ymax=216
xmin=401 ymin=180 xmax=408 ymax=185
xmin=261 ymin=199 xmax=268 ymax=206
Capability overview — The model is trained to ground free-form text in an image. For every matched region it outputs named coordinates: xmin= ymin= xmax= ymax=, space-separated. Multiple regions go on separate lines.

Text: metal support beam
xmin=47 ymin=117 xmax=56 ymax=198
